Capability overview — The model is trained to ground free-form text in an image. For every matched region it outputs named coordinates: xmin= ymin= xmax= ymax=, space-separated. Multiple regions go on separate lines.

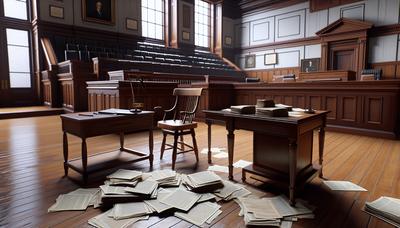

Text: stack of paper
xmin=106 ymin=169 xmax=142 ymax=187
xmin=183 ymin=171 xmax=223 ymax=193
xmin=214 ymin=180 xmax=251 ymax=201
xmin=124 ymin=179 xmax=158 ymax=198
xmin=110 ymin=202 xmax=155 ymax=220
xmin=365 ymin=196 xmax=400 ymax=225
xmin=88 ymin=210 xmax=149 ymax=228
xmin=146 ymin=170 xmax=181 ymax=187
xmin=323 ymin=180 xmax=367 ymax=191
xmin=144 ymin=188 xmax=174 ymax=213
xmin=160 ymin=188 xmax=202 ymax=211
xmin=175 ymin=202 xmax=222 ymax=226
xmin=236 ymin=195 xmax=315 ymax=226
xmin=48 ymin=188 xmax=99 ymax=212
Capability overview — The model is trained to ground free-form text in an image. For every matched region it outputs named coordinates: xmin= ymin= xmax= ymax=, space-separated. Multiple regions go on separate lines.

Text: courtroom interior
xmin=1 ymin=0 xmax=400 ymax=227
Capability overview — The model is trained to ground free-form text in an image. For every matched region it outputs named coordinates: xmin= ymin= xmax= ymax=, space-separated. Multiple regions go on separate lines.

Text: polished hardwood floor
xmin=0 ymin=115 xmax=399 ymax=228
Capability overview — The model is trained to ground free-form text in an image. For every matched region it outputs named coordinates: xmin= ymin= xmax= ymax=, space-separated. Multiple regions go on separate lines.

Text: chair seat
xmin=158 ymin=120 xmax=198 ymax=131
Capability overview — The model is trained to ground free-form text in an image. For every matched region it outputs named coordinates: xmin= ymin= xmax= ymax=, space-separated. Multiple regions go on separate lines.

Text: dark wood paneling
xmin=370 ymin=61 xmax=399 ymax=80
xmin=245 ymin=67 xmax=300 ymax=82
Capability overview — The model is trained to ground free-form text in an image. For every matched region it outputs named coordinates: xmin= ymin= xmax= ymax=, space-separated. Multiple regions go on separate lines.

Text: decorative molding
xmin=277 ymin=15 xmax=301 ymax=38
xmin=251 ymin=21 xmax=269 ymax=42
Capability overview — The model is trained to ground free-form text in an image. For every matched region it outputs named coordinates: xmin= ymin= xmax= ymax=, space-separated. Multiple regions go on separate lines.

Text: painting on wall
xmin=264 ymin=53 xmax=277 ymax=65
xmin=301 ymin=58 xmax=320 ymax=72
xmin=245 ymin=55 xmax=256 ymax=68
xmin=49 ymin=5 xmax=64 ymax=19
xmin=82 ymin=0 xmax=115 ymax=25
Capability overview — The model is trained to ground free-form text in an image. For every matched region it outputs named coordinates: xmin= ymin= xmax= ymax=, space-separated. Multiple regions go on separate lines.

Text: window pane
xmin=6 ymin=29 xmax=29 ymax=46
xmin=6 ymin=29 xmax=32 ymax=89
xmin=7 ymin=46 xmax=30 ymax=72
xmin=141 ymin=0 xmax=164 ymax=40
xmin=195 ymin=0 xmax=211 ymax=47
xmin=9 ymin=73 xmax=31 ymax=88
xmin=4 ymin=0 xmax=28 ymax=20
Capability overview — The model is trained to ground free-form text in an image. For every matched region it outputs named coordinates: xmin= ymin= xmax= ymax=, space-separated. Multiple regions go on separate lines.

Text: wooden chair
xmin=158 ymin=88 xmax=203 ymax=170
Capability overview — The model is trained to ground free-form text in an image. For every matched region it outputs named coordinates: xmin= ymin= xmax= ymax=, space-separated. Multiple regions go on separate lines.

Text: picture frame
xmin=49 ymin=5 xmax=64 ymax=19
xmin=264 ymin=53 xmax=277 ymax=65
xmin=245 ymin=55 xmax=256 ymax=68
xmin=301 ymin=58 xmax=320 ymax=72
xmin=225 ymin=36 xmax=232 ymax=46
xmin=182 ymin=31 xmax=190 ymax=41
xmin=82 ymin=0 xmax=115 ymax=25
xmin=126 ymin=18 xmax=138 ymax=31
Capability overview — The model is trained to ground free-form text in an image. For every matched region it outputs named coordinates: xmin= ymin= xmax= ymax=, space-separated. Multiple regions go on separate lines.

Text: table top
xmin=203 ymin=109 xmax=329 ymax=124
xmin=61 ymin=109 xmax=154 ymax=122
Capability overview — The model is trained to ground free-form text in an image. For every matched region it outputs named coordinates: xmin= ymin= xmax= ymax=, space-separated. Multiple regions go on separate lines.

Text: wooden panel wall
xmin=245 ymin=67 xmax=300 ymax=82
xmin=370 ymin=61 xmax=400 ymax=79
xmin=233 ymin=81 xmax=400 ymax=138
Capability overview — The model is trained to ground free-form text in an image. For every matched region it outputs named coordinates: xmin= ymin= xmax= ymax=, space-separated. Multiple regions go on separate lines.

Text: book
xmin=230 ymin=105 xmax=256 ymax=114
xmin=256 ymin=107 xmax=289 ymax=117
xmin=256 ymin=99 xmax=275 ymax=108
xmin=365 ymin=196 xmax=400 ymax=225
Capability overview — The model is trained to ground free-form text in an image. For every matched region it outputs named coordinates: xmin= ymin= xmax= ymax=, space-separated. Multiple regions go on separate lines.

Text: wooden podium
xmin=299 ymin=70 xmax=356 ymax=82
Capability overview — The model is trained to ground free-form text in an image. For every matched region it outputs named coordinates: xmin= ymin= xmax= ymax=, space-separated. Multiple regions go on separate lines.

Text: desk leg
xmin=120 ymin=133 xmax=124 ymax=150
xmin=149 ymin=129 xmax=154 ymax=168
xmin=227 ymin=129 xmax=235 ymax=180
xmin=82 ymin=138 xmax=88 ymax=184
xmin=289 ymin=140 xmax=297 ymax=206
xmin=319 ymin=127 xmax=325 ymax=178
xmin=206 ymin=120 xmax=212 ymax=164
xmin=63 ymin=132 xmax=68 ymax=176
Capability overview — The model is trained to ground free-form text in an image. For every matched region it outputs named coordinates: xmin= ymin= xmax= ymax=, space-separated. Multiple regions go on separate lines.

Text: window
xmin=4 ymin=0 xmax=28 ymax=20
xmin=141 ymin=0 xmax=164 ymax=40
xmin=195 ymin=0 xmax=211 ymax=48
xmin=6 ymin=29 xmax=32 ymax=88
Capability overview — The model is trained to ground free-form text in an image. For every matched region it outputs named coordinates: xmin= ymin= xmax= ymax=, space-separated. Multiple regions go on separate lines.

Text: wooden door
xmin=333 ymin=50 xmax=355 ymax=71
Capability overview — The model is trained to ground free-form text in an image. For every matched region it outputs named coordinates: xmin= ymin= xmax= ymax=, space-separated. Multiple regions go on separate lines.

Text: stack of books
xmin=105 ymin=169 xmax=142 ymax=187
xmin=365 ymin=196 xmax=400 ymax=227
xmin=182 ymin=171 xmax=224 ymax=193
xmin=230 ymin=105 xmax=256 ymax=114
xmin=256 ymin=107 xmax=289 ymax=117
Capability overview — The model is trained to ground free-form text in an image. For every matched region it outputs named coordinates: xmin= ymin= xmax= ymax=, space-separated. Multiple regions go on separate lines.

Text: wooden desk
xmin=60 ymin=111 xmax=154 ymax=184
xmin=204 ymin=110 xmax=329 ymax=205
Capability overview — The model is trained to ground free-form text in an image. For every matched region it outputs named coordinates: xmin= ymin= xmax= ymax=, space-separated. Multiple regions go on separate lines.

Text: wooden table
xmin=204 ymin=110 xmax=329 ymax=205
xmin=60 ymin=111 xmax=154 ymax=184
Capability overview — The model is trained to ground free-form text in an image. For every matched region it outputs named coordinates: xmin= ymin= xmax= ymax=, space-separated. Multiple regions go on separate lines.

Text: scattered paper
xmin=207 ymin=165 xmax=229 ymax=173
xmin=200 ymin=147 xmax=226 ymax=154
xmin=233 ymin=160 xmax=252 ymax=168
xmin=88 ymin=209 xmax=148 ymax=228
xmin=213 ymin=152 xmax=229 ymax=158
xmin=48 ymin=194 xmax=92 ymax=212
xmin=323 ymin=181 xmax=367 ymax=191
xmin=160 ymin=188 xmax=201 ymax=211
xmin=175 ymin=202 xmax=221 ymax=226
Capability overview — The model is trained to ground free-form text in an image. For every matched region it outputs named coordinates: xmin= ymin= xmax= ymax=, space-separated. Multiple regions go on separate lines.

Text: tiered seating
xmin=63 ymin=41 xmax=242 ymax=77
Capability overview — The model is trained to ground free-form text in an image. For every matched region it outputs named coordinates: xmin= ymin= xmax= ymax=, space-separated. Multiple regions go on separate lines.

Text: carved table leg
xmin=149 ymin=129 xmax=154 ymax=168
xmin=227 ymin=124 xmax=235 ymax=181
xmin=319 ymin=126 xmax=325 ymax=178
xmin=63 ymin=131 xmax=68 ymax=176
xmin=289 ymin=139 xmax=297 ymax=206
xmin=206 ymin=120 xmax=212 ymax=164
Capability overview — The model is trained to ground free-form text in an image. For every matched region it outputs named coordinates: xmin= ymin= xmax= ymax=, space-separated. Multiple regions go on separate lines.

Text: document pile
xmin=182 ymin=171 xmax=224 ymax=192
xmin=100 ymin=169 xmax=158 ymax=205
xmin=88 ymin=209 xmax=149 ymax=228
xmin=214 ymin=180 xmax=251 ymax=201
xmin=236 ymin=195 xmax=315 ymax=226
xmin=365 ymin=196 xmax=400 ymax=226
xmin=175 ymin=201 xmax=222 ymax=226
xmin=48 ymin=188 xmax=99 ymax=212
xmin=145 ymin=169 xmax=181 ymax=187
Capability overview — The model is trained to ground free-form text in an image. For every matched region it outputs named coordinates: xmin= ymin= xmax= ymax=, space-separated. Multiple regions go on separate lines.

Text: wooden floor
xmin=0 ymin=106 xmax=64 ymax=120
xmin=0 ymin=115 xmax=399 ymax=228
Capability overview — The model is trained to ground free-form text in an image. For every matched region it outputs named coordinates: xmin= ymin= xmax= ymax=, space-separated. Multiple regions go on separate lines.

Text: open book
xmin=365 ymin=196 xmax=400 ymax=226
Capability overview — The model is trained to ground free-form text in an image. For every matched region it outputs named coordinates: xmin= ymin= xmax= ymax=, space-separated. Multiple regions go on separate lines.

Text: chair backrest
xmin=167 ymin=88 xmax=203 ymax=123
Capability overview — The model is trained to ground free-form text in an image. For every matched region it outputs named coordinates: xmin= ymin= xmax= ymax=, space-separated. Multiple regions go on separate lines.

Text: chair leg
xmin=191 ymin=129 xmax=199 ymax=163
xmin=180 ymin=131 xmax=185 ymax=152
xmin=172 ymin=132 xmax=179 ymax=170
xmin=160 ymin=132 xmax=167 ymax=159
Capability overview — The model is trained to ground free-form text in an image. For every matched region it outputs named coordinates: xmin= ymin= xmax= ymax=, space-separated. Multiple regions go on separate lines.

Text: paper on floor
xmin=233 ymin=160 xmax=252 ymax=168
xmin=207 ymin=165 xmax=229 ymax=173
xmin=323 ymin=181 xmax=367 ymax=191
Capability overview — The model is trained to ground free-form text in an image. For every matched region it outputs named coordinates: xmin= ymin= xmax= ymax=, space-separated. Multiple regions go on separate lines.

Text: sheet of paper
xmin=124 ymin=180 xmax=158 ymax=195
xmin=214 ymin=180 xmax=242 ymax=199
xmin=239 ymin=197 xmax=282 ymax=220
xmin=269 ymin=195 xmax=313 ymax=217
xmin=207 ymin=165 xmax=229 ymax=173
xmin=206 ymin=209 xmax=222 ymax=224
xmin=48 ymin=194 xmax=92 ymax=212
xmin=280 ymin=220 xmax=293 ymax=228
xmin=213 ymin=152 xmax=229 ymax=158
xmin=233 ymin=160 xmax=252 ymax=168
xmin=112 ymin=202 xmax=152 ymax=220
xmin=100 ymin=185 xmax=131 ymax=195
xmin=175 ymin=202 xmax=221 ymax=226
xmin=160 ymin=188 xmax=201 ymax=211
xmin=323 ymin=181 xmax=367 ymax=191
xmin=88 ymin=209 xmax=148 ymax=228
xmin=200 ymin=147 xmax=226 ymax=154
xmin=366 ymin=196 xmax=400 ymax=219
xmin=107 ymin=169 xmax=142 ymax=181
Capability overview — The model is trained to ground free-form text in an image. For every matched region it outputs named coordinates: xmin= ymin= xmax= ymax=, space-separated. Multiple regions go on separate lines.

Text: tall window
xmin=6 ymin=29 xmax=32 ymax=88
xmin=4 ymin=0 xmax=28 ymax=20
xmin=141 ymin=0 xmax=164 ymax=40
xmin=195 ymin=0 xmax=211 ymax=48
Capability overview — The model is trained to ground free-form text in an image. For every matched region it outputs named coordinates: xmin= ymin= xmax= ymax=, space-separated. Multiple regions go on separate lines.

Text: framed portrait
xmin=225 ymin=36 xmax=232 ymax=46
xmin=126 ymin=18 xmax=138 ymax=31
xmin=82 ymin=0 xmax=115 ymax=25
xmin=264 ymin=53 xmax=277 ymax=65
xmin=245 ymin=55 xmax=256 ymax=68
xmin=301 ymin=58 xmax=320 ymax=72
xmin=49 ymin=5 xmax=64 ymax=19
xmin=182 ymin=31 xmax=190 ymax=41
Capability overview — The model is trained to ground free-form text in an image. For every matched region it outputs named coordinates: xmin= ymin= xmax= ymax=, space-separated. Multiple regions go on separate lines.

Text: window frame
xmin=141 ymin=0 xmax=166 ymax=41
xmin=194 ymin=0 xmax=212 ymax=49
